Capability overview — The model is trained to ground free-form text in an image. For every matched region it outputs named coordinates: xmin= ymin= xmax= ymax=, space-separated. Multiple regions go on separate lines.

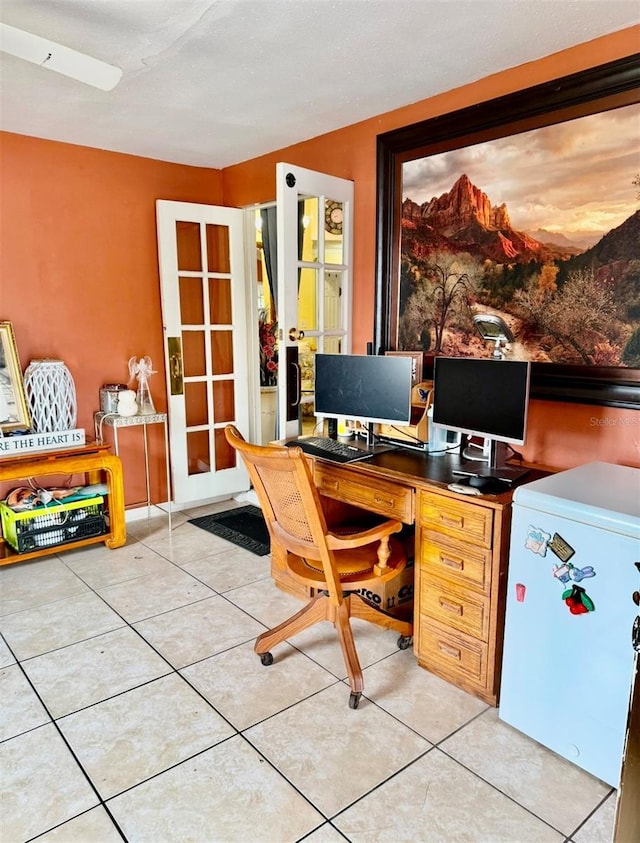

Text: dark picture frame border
xmin=374 ymin=54 xmax=640 ymax=409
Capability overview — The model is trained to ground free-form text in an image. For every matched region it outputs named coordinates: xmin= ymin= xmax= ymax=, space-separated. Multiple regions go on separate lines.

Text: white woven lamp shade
xmin=23 ymin=359 xmax=77 ymax=432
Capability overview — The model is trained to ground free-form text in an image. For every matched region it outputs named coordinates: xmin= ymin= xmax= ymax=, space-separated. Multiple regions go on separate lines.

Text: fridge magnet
xmin=569 ymin=564 xmax=595 ymax=582
xmin=553 ymin=561 xmax=596 ymax=584
xmin=552 ymin=563 xmax=572 ymax=583
xmin=548 ymin=533 xmax=576 ymax=563
xmin=552 ymin=562 xmax=597 ymax=614
xmin=524 ymin=526 xmax=551 ymax=557
xmin=561 ymin=584 xmax=596 ymax=615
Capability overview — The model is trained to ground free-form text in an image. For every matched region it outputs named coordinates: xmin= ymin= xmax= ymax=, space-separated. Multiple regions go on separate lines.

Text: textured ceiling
xmin=0 ymin=0 xmax=638 ymax=168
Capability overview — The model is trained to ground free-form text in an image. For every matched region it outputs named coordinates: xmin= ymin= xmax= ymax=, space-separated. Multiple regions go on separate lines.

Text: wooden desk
xmin=0 ymin=443 xmax=126 ymax=566
xmin=277 ymin=444 xmax=544 ymax=706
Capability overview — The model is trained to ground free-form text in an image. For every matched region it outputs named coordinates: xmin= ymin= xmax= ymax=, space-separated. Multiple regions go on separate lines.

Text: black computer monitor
xmin=432 ymin=356 xmax=531 ymax=470
xmin=314 ymin=353 xmax=413 ymax=427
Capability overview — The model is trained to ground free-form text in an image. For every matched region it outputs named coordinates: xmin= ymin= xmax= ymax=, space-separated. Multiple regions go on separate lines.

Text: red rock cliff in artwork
xmin=402 ymin=174 xmax=564 ymax=263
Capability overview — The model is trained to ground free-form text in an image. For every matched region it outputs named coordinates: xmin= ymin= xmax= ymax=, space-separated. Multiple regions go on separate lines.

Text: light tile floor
xmin=1 ymin=501 xmax=617 ymax=842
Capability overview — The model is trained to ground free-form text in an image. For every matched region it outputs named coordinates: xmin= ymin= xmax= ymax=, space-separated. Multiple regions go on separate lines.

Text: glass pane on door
xmin=323 ymin=270 xmax=342 ymax=331
xmin=301 ymin=196 xmax=318 ymax=262
xmin=324 ymin=198 xmax=344 ymax=265
xmin=213 ymin=380 xmax=235 ymax=422
xmin=209 ymin=278 xmax=232 ymax=324
xmin=324 ymin=336 xmax=342 ymax=354
xmin=206 ymin=224 xmax=231 ymax=273
xmin=187 ymin=430 xmax=209 ymax=475
xmin=179 ymin=277 xmax=204 ymax=324
xmin=176 ymin=222 xmax=202 ymax=271
xmin=214 ymin=429 xmax=235 ymax=470
xmin=185 ymin=382 xmax=208 ymax=427
xmin=298 ymin=268 xmax=318 ymax=332
xmin=182 ymin=331 xmax=206 ymax=377
xmin=211 ymin=331 xmax=234 ymax=375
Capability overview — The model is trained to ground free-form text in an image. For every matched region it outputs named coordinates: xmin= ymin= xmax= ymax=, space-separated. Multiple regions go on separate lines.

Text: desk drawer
xmin=420 ymin=530 xmax=491 ymax=593
xmin=314 ymin=463 xmax=413 ymax=523
xmin=420 ymin=573 xmax=489 ymax=640
xmin=417 ymin=617 xmax=488 ymax=687
xmin=419 ymin=491 xmax=493 ymax=548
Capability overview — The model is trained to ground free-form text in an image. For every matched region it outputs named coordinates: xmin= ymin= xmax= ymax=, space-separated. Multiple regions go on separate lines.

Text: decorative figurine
xmin=128 ymin=356 xmax=157 ymax=415
xmin=116 ymin=389 xmax=138 ymax=417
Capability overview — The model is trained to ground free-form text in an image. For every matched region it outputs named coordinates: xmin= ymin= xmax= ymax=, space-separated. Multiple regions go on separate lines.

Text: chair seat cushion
xmin=287 ymin=536 xmax=406 ymax=587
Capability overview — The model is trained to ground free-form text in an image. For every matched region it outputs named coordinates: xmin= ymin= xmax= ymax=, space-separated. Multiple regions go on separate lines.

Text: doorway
xmin=249 ymin=165 xmax=354 ymax=443
xmin=251 ymin=201 xmax=348 ymax=439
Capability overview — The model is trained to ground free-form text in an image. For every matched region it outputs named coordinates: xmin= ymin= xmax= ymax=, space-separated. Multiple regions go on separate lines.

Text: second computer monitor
xmin=314 ymin=353 xmax=413 ymax=427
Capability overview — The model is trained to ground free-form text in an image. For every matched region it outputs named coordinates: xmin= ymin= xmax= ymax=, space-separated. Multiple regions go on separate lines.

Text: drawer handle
xmin=323 ymin=480 xmax=339 ymax=492
xmin=440 ymin=514 xmax=463 ymax=528
xmin=438 ymin=642 xmax=462 ymax=660
xmin=374 ymin=494 xmax=395 ymax=507
xmin=439 ymin=598 xmax=463 ymax=615
xmin=440 ymin=554 xmax=463 ymax=570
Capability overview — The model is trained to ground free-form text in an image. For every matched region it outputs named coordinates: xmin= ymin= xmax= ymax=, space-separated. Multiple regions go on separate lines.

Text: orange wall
xmin=1 ymin=27 xmax=638 ymax=511
xmin=0 ymin=134 xmax=223 ymax=504
xmin=223 ymin=25 xmax=640 ymax=471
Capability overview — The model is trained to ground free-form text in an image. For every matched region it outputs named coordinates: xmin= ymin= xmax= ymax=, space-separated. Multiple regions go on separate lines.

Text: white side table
xmin=94 ymin=412 xmax=172 ymax=529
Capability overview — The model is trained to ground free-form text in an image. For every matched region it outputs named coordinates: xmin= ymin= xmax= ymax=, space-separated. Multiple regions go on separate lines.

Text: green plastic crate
xmin=0 ymin=495 xmax=106 ymax=553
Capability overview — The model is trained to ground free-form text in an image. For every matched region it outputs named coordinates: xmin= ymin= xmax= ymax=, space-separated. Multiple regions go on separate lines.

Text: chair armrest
xmin=325 ymin=519 xmax=402 ymax=551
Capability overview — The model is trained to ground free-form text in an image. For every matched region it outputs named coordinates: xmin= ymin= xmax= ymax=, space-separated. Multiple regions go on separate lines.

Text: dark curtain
xmin=260 ymin=207 xmax=278 ymax=320
xmin=260 ymin=202 xmax=307 ymax=321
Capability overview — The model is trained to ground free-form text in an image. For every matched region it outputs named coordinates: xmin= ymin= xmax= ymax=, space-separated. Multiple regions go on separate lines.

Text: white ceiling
xmin=0 ymin=0 xmax=638 ymax=169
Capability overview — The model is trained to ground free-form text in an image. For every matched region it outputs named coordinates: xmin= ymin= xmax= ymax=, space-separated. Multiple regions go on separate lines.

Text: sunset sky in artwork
xmin=402 ymin=102 xmax=639 ymax=244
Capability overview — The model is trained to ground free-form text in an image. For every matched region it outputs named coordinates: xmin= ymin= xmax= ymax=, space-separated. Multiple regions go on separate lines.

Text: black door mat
xmin=188 ymin=505 xmax=270 ymax=556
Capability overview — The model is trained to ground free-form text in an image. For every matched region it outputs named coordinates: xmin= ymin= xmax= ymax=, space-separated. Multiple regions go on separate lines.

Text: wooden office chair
xmin=224 ymin=424 xmax=413 ymax=709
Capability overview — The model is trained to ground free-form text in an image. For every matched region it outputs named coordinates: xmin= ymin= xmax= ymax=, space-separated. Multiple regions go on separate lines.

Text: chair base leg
xmin=254 ymin=592 xmax=413 ymax=709
xmin=335 ymin=599 xmax=364 ymax=696
xmin=254 ymin=594 xmax=330 ymax=656
xmin=349 ymin=593 xmax=413 ymax=639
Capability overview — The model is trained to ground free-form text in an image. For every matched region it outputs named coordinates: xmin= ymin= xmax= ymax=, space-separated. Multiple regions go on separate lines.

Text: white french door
xmin=156 ymin=200 xmax=250 ymax=503
xmin=276 ymin=163 xmax=354 ymax=439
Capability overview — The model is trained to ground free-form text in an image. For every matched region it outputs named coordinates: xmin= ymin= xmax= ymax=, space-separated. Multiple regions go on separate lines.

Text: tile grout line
xmin=1 ymin=522 xmax=614 ymax=842
xmin=0 ymin=630 xmax=129 ymax=841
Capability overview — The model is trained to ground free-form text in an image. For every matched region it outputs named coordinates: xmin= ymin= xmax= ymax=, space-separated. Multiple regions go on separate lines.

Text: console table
xmin=277 ymin=444 xmax=545 ymax=706
xmin=94 ymin=412 xmax=172 ymax=529
xmin=0 ymin=442 xmax=126 ymax=566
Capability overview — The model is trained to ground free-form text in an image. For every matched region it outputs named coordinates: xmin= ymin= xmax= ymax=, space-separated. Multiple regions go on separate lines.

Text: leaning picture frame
xmin=375 ymin=54 xmax=640 ymax=409
xmin=0 ymin=321 xmax=32 ymax=433
xmin=384 ymin=350 xmax=423 ymax=386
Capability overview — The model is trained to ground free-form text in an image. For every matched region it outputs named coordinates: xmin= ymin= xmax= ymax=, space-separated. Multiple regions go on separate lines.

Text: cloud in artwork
xmin=402 ymin=103 xmax=640 ymax=236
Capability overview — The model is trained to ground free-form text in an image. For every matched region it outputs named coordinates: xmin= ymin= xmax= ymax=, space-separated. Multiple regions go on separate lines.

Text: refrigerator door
xmin=500 ymin=500 xmax=639 ymax=787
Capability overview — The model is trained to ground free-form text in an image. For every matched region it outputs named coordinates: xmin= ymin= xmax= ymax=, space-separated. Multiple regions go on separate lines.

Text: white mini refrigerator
xmin=499 ymin=461 xmax=640 ymax=787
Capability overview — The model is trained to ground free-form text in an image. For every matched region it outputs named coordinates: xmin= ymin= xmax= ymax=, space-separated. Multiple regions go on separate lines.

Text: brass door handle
xmin=167 ymin=337 xmax=184 ymax=395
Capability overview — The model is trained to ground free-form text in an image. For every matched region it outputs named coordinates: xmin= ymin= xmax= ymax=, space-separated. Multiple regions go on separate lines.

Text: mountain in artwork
xmin=402 ymin=174 xmax=579 ymax=263
xmin=525 ymin=228 xmax=596 ymax=252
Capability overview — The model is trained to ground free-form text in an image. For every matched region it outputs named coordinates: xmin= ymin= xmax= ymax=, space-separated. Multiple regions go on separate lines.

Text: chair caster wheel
xmin=349 ymin=692 xmax=361 ymax=709
xmin=260 ymin=652 xmax=274 ymax=666
xmin=397 ymin=635 xmax=412 ymax=650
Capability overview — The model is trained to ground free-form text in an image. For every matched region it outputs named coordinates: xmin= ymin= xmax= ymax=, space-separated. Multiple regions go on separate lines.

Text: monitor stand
xmin=458 ymin=437 xmax=529 ymax=483
xmin=365 ymin=422 xmax=376 ymax=450
xmin=353 ymin=422 xmax=396 ymax=456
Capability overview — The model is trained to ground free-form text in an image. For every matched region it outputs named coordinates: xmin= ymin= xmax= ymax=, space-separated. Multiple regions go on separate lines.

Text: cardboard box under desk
xmin=352 ymin=558 xmax=415 ymax=618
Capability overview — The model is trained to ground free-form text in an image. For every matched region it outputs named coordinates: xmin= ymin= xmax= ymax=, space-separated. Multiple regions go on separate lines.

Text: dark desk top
xmin=286 ymin=437 xmax=548 ymax=502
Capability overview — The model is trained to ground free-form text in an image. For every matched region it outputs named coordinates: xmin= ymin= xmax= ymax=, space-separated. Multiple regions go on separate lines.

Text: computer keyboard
xmin=284 ymin=436 xmax=374 ymax=464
